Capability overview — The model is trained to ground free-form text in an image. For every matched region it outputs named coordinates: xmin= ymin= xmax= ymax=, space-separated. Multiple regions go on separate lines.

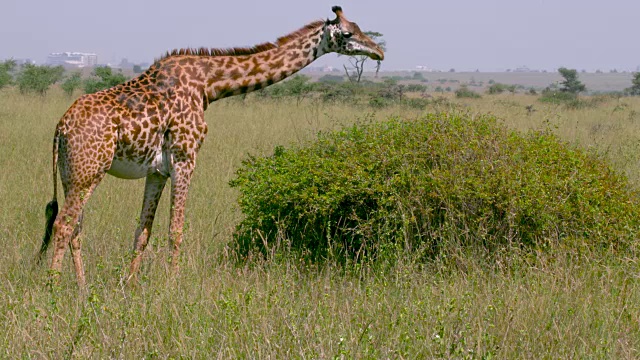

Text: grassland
xmin=1 ymin=87 xmax=639 ymax=358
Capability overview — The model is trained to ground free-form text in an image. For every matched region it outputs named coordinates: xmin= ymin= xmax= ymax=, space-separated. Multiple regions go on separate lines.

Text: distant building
xmin=415 ymin=65 xmax=434 ymax=72
xmin=46 ymin=52 xmax=98 ymax=68
xmin=513 ymin=65 xmax=540 ymax=73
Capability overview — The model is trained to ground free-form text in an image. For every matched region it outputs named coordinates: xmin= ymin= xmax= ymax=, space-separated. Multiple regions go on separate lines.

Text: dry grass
xmin=0 ymin=88 xmax=639 ymax=358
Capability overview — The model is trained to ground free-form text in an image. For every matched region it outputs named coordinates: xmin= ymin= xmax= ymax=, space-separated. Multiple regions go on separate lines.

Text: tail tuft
xmin=38 ymin=200 xmax=58 ymax=264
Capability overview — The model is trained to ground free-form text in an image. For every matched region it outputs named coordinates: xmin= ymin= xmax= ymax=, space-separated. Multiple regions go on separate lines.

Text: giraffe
xmin=39 ymin=6 xmax=384 ymax=287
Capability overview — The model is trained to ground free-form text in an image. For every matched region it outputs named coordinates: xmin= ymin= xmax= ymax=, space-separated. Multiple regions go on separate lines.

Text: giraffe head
xmin=323 ymin=6 xmax=384 ymax=61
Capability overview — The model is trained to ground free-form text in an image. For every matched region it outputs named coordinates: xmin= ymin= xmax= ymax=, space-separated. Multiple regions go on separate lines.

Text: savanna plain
xmin=1 ymin=79 xmax=639 ymax=358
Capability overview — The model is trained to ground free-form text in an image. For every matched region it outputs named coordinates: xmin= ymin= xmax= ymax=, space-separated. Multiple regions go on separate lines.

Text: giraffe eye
xmin=342 ymin=32 xmax=352 ymax=38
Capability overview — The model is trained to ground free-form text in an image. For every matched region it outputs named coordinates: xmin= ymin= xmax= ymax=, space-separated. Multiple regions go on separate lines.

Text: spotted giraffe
xmin=39 ymin=6 xmax=384 ymax=287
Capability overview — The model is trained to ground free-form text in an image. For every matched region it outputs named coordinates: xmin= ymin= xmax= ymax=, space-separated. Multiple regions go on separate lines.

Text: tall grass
xmin=0 ymin=88 xmax=639 ymax=357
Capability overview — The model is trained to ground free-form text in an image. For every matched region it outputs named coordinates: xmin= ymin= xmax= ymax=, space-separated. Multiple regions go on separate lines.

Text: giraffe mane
xmin=275 ymin=20 xmax=325 ymax=46
xmin=159 ymin=20 xmax=325 ymax=61
xmin=160 ymin=43 xmax=277 ymax=60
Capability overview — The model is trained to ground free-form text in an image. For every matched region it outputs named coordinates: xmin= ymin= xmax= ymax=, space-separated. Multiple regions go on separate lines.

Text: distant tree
xmin=84 ymin=66 xmax=127 ymax=94
xmin=412 ymin=72 xmax=425 ymax=81
xmin=61 ymin=72 xmax=83 ymax=97
xmin=448 ymin=68 xmax=456 ymax=73
xmin=133 ymin=64 xmax=143 ymax=73
xmin=343 ymin=31 xmax=386 ymax=83
xmin=16 ymin=64 xmax=64 ymax=95
xmin=557 ymin=67 xmax=586 ymax=94
xmin=625 ymin=72 xmax=640 ymax=96
xmin=281 ymin=75 xmax=314 ymax=104
xmin=0 ymin=59 xmax=17 ymax=89
xmin=318 ymin=74 xmax=344 ymax=83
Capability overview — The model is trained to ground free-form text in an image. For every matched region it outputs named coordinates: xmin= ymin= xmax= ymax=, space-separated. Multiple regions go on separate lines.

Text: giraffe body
xmin=40 ymin=6 xmax=384 ymax=287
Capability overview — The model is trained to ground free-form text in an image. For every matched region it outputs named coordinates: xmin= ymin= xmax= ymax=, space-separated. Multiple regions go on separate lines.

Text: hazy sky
xmin=2 ymin=0 xmax=639 ymax=72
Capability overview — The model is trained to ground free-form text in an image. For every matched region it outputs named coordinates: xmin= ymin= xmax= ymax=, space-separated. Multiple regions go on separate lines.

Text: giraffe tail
xmin=38 ymin=127 xmax=60 ymax=264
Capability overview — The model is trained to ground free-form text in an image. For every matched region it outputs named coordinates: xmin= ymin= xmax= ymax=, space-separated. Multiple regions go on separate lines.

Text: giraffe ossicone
xmin=39 ymin=6 xmax=384 ymax=287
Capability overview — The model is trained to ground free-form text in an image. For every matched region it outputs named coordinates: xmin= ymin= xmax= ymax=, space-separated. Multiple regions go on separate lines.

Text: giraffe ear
xmin=329 ymin=5 xmax=344 ymax=25
xmin=331 ymin=6 xmax=343 ymax=17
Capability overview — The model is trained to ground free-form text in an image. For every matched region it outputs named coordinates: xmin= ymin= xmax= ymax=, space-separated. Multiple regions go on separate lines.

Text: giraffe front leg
xmin=128 ymin=173 xmax=168 ymax=283
xmin=169 ymin=161 xmax=195 ymax=273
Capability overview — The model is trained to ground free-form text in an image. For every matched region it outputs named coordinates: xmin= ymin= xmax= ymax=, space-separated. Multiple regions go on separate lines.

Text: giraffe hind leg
xmin=169 ymin=161 xmax=196 ymax=273
xmin=69 ymin=211 xmax=85 ymax=287
xmin=49 ymin=177 xmax=103 ymax=288
xmin=128 ymin=173 xmax=168 ymax=283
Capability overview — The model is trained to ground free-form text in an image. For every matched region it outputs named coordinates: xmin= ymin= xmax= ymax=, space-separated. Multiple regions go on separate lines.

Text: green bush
xmin=317 ymin=82 xmax=359 ymax=103
xmin=487 ymin=83 xmax=516 ymax=95
xmin=405 ymin=84 xmax=428 ymax=93
xmin=230 ymin=113 xmax=639 ymax=262
xmin=455 ymin=85 xmax=481 ymax=98
xmin=539 ymin=88 xmax=577 ymax=104
xmin=368 ymin=96 xmax=389 ymax=108
xmin=538 ymin=88 xmax=607 ymax=109
xmin=401 ymin=97 xmax=430 ymax=109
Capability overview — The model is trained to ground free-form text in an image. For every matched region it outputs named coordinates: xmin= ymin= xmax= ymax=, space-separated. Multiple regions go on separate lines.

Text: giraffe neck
xmin=198 ymin=22 xmax=327 ymax=102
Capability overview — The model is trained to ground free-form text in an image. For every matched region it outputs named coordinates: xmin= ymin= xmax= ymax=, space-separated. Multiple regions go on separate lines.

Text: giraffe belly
xmin=107 ymin=150 xmax=171 ymax=179
xmin=107 ymin=158 xmax=152 ymax=179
